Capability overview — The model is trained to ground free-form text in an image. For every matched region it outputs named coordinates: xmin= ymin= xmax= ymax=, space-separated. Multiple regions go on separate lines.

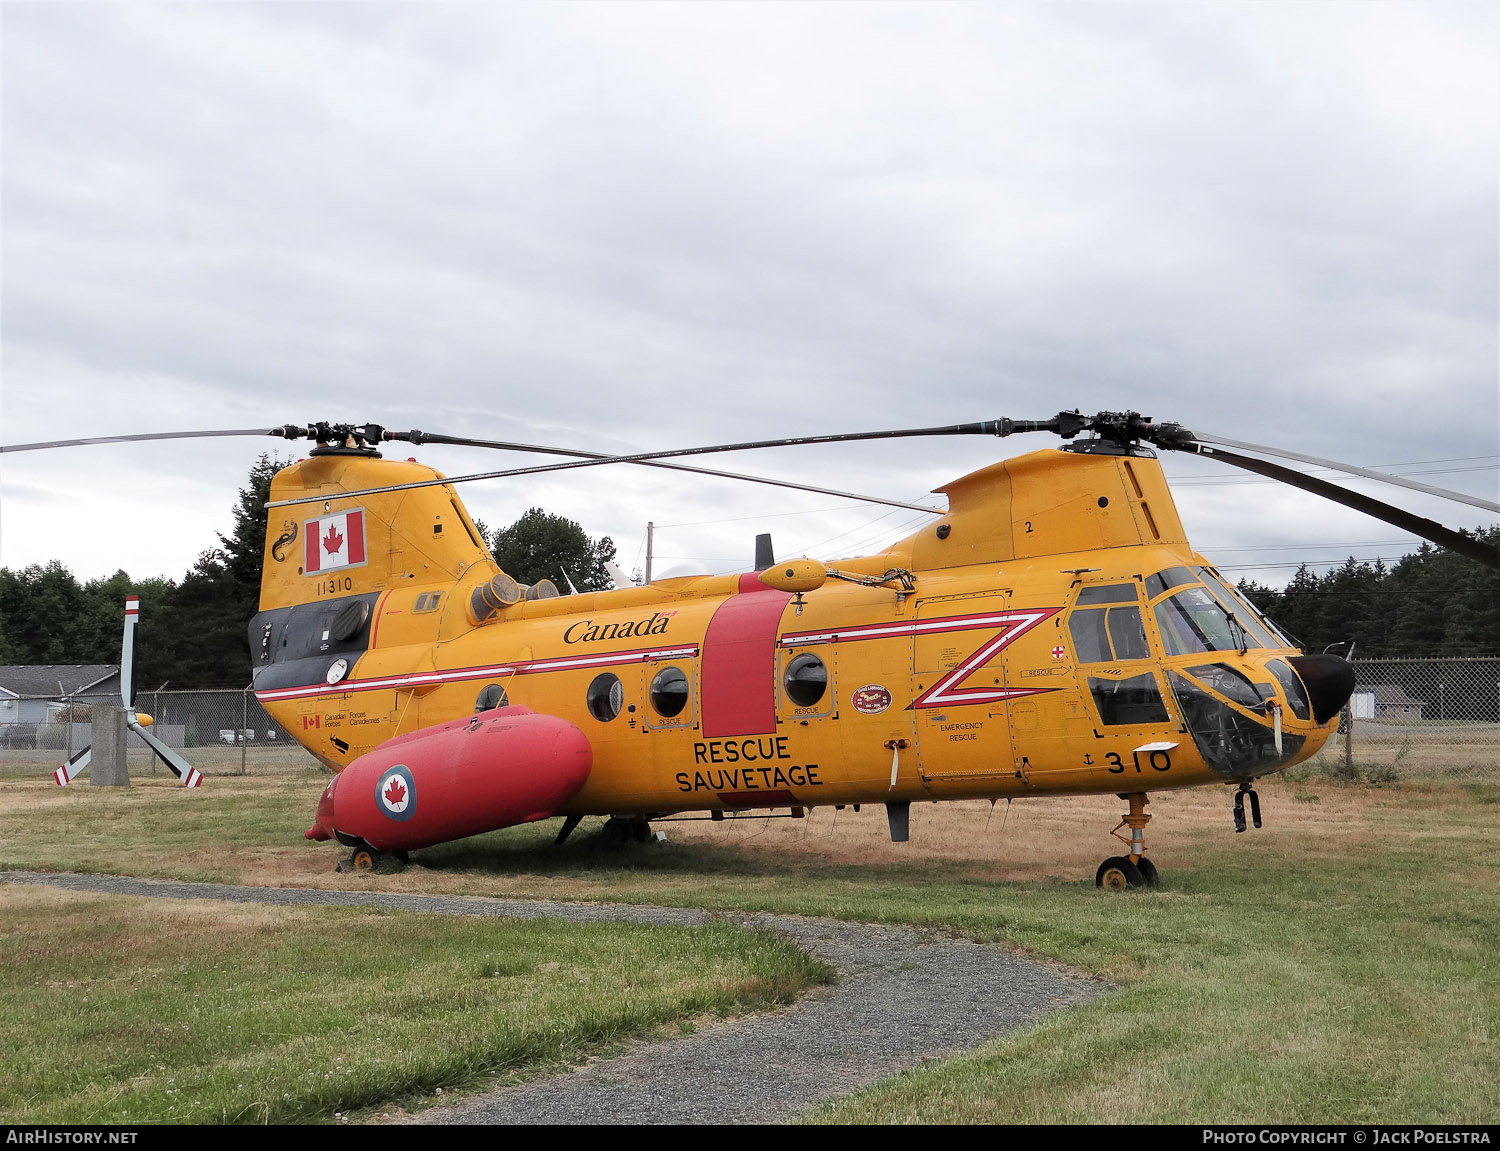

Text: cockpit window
xmin=1070 ymin=605 xmax=1149 ymax=662
xmin=1265 ymin=659 xmax=1311 ymax=720
xmin=1088 ymin=672 xmax=1170 ymax=726
xmin=1077 ymin=583 xmax=1139 ymax=605
xmin=1108 ymin=608 xmax=1150 ymax=659
xmin=1154 ymin=586 xmax=1254 ymax=656
xmin=1194 ymin=567 xmax=1282 ymax=650
xmin=1186 ymin=663 xmax=1265 ymax=708
xmin=1145 ymin=566 xmax=1198 ymax=600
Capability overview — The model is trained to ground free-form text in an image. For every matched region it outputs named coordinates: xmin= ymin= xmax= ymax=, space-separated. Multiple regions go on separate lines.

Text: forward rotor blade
xmin=1191 ymin=431 xmax=1500 ymax=515
xmin=127 ymin=719 xmax=202 ymax=787
xmin=0 ymin=428 xmax=281 ymax=453
xmin=55 ymin=747 xmax=90 ymax=787
xmin=1184 ymin=445 xmax=1500 ymax=570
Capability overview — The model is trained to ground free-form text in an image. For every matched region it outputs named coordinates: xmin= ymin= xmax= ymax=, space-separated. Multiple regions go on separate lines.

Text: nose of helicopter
xmin=1286 ymin=654 xmax=1357 ymax=725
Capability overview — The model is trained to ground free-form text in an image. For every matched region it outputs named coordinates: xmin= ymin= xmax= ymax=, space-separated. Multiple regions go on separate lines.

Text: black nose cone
xmin=1287 ymin=654 xmax=1357 ymax=725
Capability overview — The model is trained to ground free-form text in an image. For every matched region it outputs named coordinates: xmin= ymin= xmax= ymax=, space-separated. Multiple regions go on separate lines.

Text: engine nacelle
xmin=305 ymin=705 xmax=591 ymax=853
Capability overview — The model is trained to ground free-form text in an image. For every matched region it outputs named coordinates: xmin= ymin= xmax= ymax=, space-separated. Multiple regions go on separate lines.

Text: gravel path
xmin=3 ymin=870 xmax=1102 ymax=1124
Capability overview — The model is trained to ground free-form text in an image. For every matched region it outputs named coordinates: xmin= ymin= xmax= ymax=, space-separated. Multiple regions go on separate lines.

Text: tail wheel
xmin=1096 ymin=856 xmax=1145 ymax=889
xmin=351 ymin=848 xmax=378 ymax=872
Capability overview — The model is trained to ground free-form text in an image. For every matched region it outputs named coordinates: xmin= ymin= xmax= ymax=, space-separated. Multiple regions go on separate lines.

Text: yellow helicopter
xmin=9 ymin=411 xmax=1497 ymax=886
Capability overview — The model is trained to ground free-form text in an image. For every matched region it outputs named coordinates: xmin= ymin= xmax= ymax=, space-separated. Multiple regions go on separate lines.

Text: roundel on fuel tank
xmin=376 ymin=764 xmax=417 ymax=821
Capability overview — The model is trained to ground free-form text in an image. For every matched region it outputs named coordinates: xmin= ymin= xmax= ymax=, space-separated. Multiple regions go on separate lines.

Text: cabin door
xmin=910 ymin=592 xmax=1019 ymax=782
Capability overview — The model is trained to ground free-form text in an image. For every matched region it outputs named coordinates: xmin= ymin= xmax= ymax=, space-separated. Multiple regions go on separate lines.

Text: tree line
xmin=1 ymin=455 xmax=1493 ymax=686
xmin=0 ymin=456 xmax=619 ymax=689
xmin=1234 ymin=527 xmax=1500 ymax=658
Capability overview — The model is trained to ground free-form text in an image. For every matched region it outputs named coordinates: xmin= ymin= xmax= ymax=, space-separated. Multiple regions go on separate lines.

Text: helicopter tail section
xmin=251 ymin=450 xmax=504 ymax=768
xmin=257 ymin=450 xmax=497 ymax=614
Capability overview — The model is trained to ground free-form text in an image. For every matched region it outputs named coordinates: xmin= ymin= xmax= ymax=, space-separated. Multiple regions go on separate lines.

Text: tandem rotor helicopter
xmin=7 ymin=410 xmax=1497 ymax=887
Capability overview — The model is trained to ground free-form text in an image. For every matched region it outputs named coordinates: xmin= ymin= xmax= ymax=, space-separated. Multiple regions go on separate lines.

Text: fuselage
xmin=251 ymin=444 xmax=1344 ymax=817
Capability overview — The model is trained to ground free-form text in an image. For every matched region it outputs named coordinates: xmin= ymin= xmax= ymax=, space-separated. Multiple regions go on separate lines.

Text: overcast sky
xmin=2 ymin=2 xmax=1496 ymax=591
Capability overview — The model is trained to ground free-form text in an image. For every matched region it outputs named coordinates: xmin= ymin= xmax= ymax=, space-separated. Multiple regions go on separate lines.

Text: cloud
xmin=2 ymin=3 xmax=1494 ymax=585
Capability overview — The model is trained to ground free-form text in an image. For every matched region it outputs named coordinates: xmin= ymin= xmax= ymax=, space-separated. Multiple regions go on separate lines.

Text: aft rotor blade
xmin=1186 ymin=445 xmax=1500 ymax=570
xmin=127 ymin=719 xmax=202 ymax=787
xmin=268 ymin=443 xmax=963 ymax=510
xmin=387 ymin=429 xmax=945 ymax=512
xmin=265 ymin=419 xmax=1061 ymax=510
xmin=396 ymin=419 xmax=1054 ymax=458
xmin=0 ymin=428 xmax=281 ymax=453
xmin=1191 ymin=431 xmax=1500 ymax=515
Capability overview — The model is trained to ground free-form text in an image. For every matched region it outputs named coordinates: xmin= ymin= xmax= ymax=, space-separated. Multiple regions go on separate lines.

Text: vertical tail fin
xmin=258 ymin=452 xmax=496 ymax=614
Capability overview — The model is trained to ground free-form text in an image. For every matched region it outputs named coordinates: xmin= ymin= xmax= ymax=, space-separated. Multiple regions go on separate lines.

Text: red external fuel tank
xmin=305 ymin=705 xmax=592 ymax=853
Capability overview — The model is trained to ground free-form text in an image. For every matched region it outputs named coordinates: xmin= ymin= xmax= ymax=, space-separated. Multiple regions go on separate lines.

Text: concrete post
xmin=89 ymin=704 xmax=129 ymax=787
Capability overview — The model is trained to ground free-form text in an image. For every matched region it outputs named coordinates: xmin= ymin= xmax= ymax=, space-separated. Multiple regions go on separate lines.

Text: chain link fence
xmin=0 ymin=688 xmax=322 ymax=778
xmin=2 ymin=660 xmax=1496 ymax=782
xmin=1306 ymin=657 xmax=1500 ymax=780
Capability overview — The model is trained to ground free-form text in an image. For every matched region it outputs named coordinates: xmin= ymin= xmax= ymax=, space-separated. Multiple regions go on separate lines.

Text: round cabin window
xmin=784 ymin=652 xmax=828 ymax=708
xmin=474 ymin=683 xmax=509 ymax=712
xmin=587 ymin=673 xmax=625 ymax=722
xmin=650 ymin=666 xmax=690 ymax=718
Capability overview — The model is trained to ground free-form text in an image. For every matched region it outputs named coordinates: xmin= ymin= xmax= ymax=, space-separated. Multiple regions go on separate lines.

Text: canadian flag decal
xmin=304 ymin=509 xmax=367 ymax=574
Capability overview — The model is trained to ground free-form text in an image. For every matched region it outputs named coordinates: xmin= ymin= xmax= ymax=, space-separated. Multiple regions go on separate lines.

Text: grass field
xmin=0 ymin=885 xmax=831 ymax=1124
xmin=2 ymin=756 xmax=1496 ymax=1124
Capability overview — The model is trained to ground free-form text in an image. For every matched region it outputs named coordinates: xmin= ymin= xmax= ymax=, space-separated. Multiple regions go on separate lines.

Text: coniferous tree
xmin=154 ymin=454 xmax=286 ymax=685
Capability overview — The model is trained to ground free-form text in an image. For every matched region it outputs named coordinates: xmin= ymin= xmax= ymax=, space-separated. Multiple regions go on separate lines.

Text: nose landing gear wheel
xmin=1100 ymin=792 xmax=1157 ymax=888
xmin=1096 ymin=855 xmax=1145 ymax=889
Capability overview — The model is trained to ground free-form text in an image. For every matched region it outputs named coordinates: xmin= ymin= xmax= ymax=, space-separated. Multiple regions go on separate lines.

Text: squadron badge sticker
xmin=850 ymin=684 xmax=893 ymax=715
xmin=376 ymin=764 xmax=417 ymax=821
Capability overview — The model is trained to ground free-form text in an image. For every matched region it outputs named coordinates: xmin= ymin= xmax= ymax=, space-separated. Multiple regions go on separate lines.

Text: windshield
xmin=1195 ymin=567 xmax=1288 ymax=649
xmin=1154 ymin=586 xmax=1254 ymax=656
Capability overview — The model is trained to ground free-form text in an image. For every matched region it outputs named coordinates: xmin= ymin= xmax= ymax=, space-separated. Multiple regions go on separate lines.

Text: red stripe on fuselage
xmin=700 ymin=585 xmax=793 ymax=738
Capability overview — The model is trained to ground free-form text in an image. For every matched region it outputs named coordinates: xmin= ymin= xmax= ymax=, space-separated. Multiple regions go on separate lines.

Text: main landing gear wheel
xmin=336 ymin=847 xmax=380 ymax=873
xmin=1135 ymin=856 xmax=1159 ymax=886
xmin=601 ymin=817 xmax=655 ymax=845
xmin=1096 ymin=855 xmax=1145 ymax=890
